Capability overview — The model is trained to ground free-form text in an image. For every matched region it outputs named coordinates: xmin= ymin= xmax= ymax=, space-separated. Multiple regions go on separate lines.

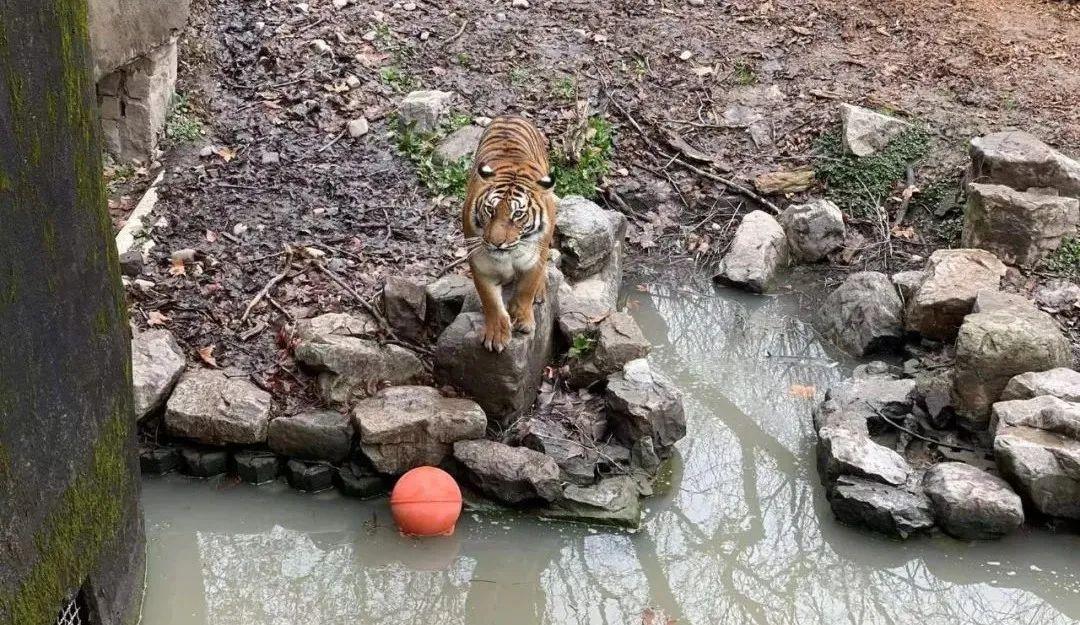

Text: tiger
xmin=462 ymin=115 xmax=557 ymax=353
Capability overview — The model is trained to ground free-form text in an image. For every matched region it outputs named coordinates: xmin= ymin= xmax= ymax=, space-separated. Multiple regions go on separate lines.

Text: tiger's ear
xmin=477 ymin=163 xmax=495 ymax=179
xmin=537 ymin=171 xmax=556 ymax=190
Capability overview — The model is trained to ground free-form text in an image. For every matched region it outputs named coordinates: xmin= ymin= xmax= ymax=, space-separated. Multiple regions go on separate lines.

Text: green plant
xmin=551 ymin=116 xmax=614 ymax=199
xmin=371 ymin=22 xmax=395 ymax=50
xmin=813 ymin=125 xmax=931 ymax=217
xmin=509 ymin=67 xmax=530 ymax=87
xmin=456 ymin=52 xmax=472 ymax=68
xmin=567 ymin=333 xmax=597 ymax=359
xmin=165 ymin=93 xmax=203 ymax=143
xmin=379 ymin=66 xmax=417 ymax=92
xmin=1044 ymin=237 xmax=1080 ymax=277
xmin=551 ymin=76 xmax=576 ymax=100
xmin=393 ymin=117 xmax=472 ymax=199
xmin=732 ymin=60 xmax=757 ymax=86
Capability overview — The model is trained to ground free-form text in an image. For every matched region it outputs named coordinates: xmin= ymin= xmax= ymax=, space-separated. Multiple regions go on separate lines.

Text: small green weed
xmin=509 ymin=67 xmax=531 ymax=87
xmin=567 ymin=334 xmax=597 ymax=359
xmin=372 ymin=22 xmax=395 ymax=50
xmin=1044 ymin=237 xmax=1080 ymax=278
xmin=732 ymin=60 xmax=757 ymax=86
xmin=379 ymin=66 xmax=417 ymax=92
xmin=456 ymin=52 xmax=472 ymax=68
xmin=165 ymin=94 xmax=204 ymax=143
xmin=393 ymin=116 xmax=472 ymax=199
xmin=936 ymin=215 xmax=963 ymax=246
xmin=551 ymin=116 xmax=614 ymax=199
xmin=551 ymin=76 xmax=576 ymax=100
xmin=814 ymin=125 xmax=931 ymax=217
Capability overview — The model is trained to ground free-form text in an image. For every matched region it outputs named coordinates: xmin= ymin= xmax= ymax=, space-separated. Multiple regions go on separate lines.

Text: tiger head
xmin=470 ymin=161 xmax=555 ymax=253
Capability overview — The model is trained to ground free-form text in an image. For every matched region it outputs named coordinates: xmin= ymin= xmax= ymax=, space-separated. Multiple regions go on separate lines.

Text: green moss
xmin=0 ymin=410 xmax=132 ymax=625
xmin=551 ymin=116 xmax=614 ymax=199
xmin=1044 ymin=237 xmax=1080 ymax=278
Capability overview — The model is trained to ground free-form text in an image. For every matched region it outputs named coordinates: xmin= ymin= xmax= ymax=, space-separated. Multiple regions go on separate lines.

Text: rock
xmin=399 ymin=90 xmax=453 ymax=134
xmin=544 ymin=476 xmax=642 ymax=528
xmin=922 ymin=462 xmax=1023 ymax=540
xmin=994 ymin=423 xmax=1080 ymax=520
xmin=605 ymin=359 xmax=686 ymax=456
xmin=261 ymin=151 xmax=280 ymax=165
xmin=453 ymin=439 xmax=561 ymax=504
xmin=268 ymin=410 xmax=353 ymax=462
xmin=778 ymin=199 xmax=846 ymax=263
xmin=425 ymin=274 xmax=472 ymax=334
xmin=353 ymin=386 xmax=486 ymax=475
xmin=232 ymin=450 xmax=280 ymax=484
xmin=818 ymin=271 xmax=903 ymax=356
xmin=383 ymin=276 xmax=427 ymax=342
xmin=555 ymin=196 xmax=627 ymax=280
xmin=511 ymin=0 xmax=530 ymax=7
xmin=915 ymin=368 xmax=956 ymax=428
xmin=971 ymin=289 xmax=1032 ymax=314
xmin=904 ymin=249 xmax=1007 ymax=340
xmin=961 ymin=183 xmax=1079 ymax=268
xmin=131 ymin=329 xmax=186 ymax=421
xmin=335 ymin=464 xmax=389 ymax=498
xmin=435 ymin=267 xmax=561 ymax=423
xmin=828 ymin=476 xmax=933 ymax=539
xmin=295 ymin=312 xmax=378 ymax=341
xmin=557 ymin=239 xmax=624 ymax=340
xmin=347 ymin=117 xmax=369 ymax=138
xmin=969 ymin=131 xmax=1080 ymax=199
xmin=839 ymin=103 xmax=913 ymax=157
xmin=285 ymin=460 xmax=334 ymax=492
xmin=118 ymin=249 xmax=143 ymax=276
xmin=713 ymin=210 xmax=789 ymax=293
xmin=891 ymin=270 xmax=925 ymax=303
xmin=294 ymin=323 xmax=424 ymax=406
xmin=433 ymin=124 xmax=483 ymax=164
xmin=179 ymin=447 xmax=229 ymax=478
xmin=816 ymin=420 xmax=911 ymax=487
xmin=990 ymin=396 xmax=1080 ymax=439
xmin=953 ymin=302 xmax=1071 ymax=428
xmin=310 ymin=38 xmax=332 ymax=54
xmin=566 ymin=312 xmax=651 ymax=388
xmin=754 ymin=169 xmax=815 ymax=195
xmin=1002 ymin=368 xmax=1080 ymax=403
xmin=139 ymin=446 xmax=180 ymax=475
xmin=165 ymin=370 xmax=272 ymax=445
xmin=517 ymin=418 xmax=598 ymax=485
xmin=823 ymin=374 xmax=916 ymax=431
xmin=1035 ymin=279 xmax=1080 ymax=312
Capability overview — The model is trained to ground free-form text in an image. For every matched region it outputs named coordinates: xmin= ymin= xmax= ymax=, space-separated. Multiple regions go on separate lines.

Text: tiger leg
xmin=508 ymin=258 xmax=546 ymax=334
xmin=474 ymin=274 xmax=512 ymax=352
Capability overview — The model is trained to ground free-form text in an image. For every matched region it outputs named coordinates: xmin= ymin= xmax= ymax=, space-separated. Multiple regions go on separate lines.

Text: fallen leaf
xmin=641 ymin=607 xmax=676 ymax=625
xmin=789 ymin=384 xmax=816 ymax=399
xmin=690 ymin=65 xmax=714 ymax=77
xmin=891 ymin=225 xmax=917 ymax=240
xmin=214 ymin=146 xmax=238 ymax=162
xmin=197 ymin=345 xmax=218 ymax=368
xmin=168 ymin=257 xmax=187 ymax=276
xmin=663 ymin=131 xmax=714 ymax=163
xmin=147 ymin=310 xmax=171 ymax=326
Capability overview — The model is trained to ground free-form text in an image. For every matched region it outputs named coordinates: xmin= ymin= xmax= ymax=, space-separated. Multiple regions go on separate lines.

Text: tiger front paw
xmin=482 ymin=312 xmax=512 ymax=352
xmin=508 ymin=300 xmax=536 ymax=335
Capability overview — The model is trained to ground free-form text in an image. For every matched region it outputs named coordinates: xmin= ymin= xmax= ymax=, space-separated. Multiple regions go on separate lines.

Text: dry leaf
xmin=891 ymin=225 xmax=917 ymax=240
xmin=146 ymin=310 xmax=171 ymax=326
xmin=214 ymin=146 xmax=238 ymax=162
xmin=641 ymin=608 xmax=676 ymax=625
xmin=690 ymin=65 xmax=715 ymax=77
xmin=789 ymin=384 xmax=816 ymax=399
xmin=197 ymin=345 xmax=218 ymax=368
xmin=168 ymin=257 xmax=187 ymax=276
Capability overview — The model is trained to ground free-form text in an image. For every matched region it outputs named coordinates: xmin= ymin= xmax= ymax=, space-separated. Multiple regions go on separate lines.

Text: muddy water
xmin=141 ymin=285 xmax=1080 ymax=625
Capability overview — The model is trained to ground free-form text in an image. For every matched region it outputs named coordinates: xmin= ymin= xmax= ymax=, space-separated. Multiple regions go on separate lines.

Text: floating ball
xmin=389 ymin=466 xmax=462 ymax=537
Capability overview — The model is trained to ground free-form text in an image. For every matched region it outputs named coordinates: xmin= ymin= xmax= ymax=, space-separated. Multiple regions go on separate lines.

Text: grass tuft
xmin=165 ymin=93 xmax=204 ymax=143
xmin=393 ymin=116 xmax=473 ymax=199
xmin=551 ymin=116 xmax=614 ymax=199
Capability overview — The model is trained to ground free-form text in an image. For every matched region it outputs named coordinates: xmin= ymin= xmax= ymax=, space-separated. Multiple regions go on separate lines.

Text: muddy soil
xmin=126 ymin=0 xmax=1080 ymax=414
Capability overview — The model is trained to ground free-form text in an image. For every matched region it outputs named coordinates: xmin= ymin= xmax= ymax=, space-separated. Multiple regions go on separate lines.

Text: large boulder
xmin=1035 ymin=279 xmax=1080 ymax=312
xmin=969 ymin=131 xmax=1080 ymax=198
xmin=268 ymin=410 xmax=353 ymax=462
xmin=714 ymin=210 xmax=789 ymax=293
xmin=778 ymin=199 xmax=846 ymax=263
xmin=1001 ymin=368 xmax=1080 ymax=403
xmin=990 ymin=396 xmax=1080 ymax=439
xmin=994 ymin=419 xmax=1080 ymax=520
xmin=961 ymin=183 xmax=1079 ymax=268
xmin=164 ymin=370 xmax=272 ymax=445
xmin=543 ymin=476 xmax=642 ymax=528
xmin=922 ymin=462 xmax=1024 ymax=540
xmin=425 ymin=273 xmax=472 ymax=334
xmin=294 ymin=313 xmax=424 ymax=406
xmin=822 ymin=374 xmax=916 ymax=431
xmin=818 ymin=271 xmax=903 ymax=356
xmin=555 ymin=196 xmax=627 ymax=280
xmin=828 ymin=476 xmax=933 ymax=539
xmin=953 ymin=299 xmax=1071 ymax=428
xmin=383 ymin=276 xmax=427 ymax=342
xmin=605 ymin=359 xmax=686 ymax=457
xmin=352 ymin=386 xmax=486 ymax=475
xmin=399 ymin=89 xmax=453 ymax=133
xmin=452 ymin=439 xmax=562 ymax=504
xmin=839 ymin=103 xmax=913 ymax=157
xmin=817 ymin=420 xmax=911 ymax=487
xmin=904 ymin=249 xmax=1006 ymax=340
xmin=557 ymin=237 xmax=623 ymax=340
xmin=517 ymin=417 xmax=598 ymax=485
xmin=433 ymin=124 xmax=483 ymax=164
xmin=435 ymin=266 xmax=561 ymax=423
xmin=566 ymin=312 xmax=651 ymax=388
xmin=131 ymin=329 xmax=186 ymax=420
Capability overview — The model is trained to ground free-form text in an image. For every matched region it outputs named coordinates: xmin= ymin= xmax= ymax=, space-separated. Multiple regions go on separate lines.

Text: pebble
xmin=261 ymin=152 xmax=280 ymax=165
xmin=689 ymin=0 xmax=705 ymax=5
xmin=232 ymin=223 xmax=249 ymax=236
xmin=402 ymin=1 xmax=416 ymax=10
xmin=511 ymin=0 xmax=530 ymax=7
xmin=311 ymin=39 xmax=332 ymax=54
xmin=362 ymin=30 xmax=377 ymax=42
xmin=345 ymin=74 xmax=361 ymax=89
xmin=419 ymin=31 xmax=430 ymax=41
xmin=679 ymin=50 xmax=693 ymax=61
xmin=495 ymin=12 xmax=507 ymax=21
xmin=332 ymin=0 xmax=348 ymax=8
xmin=295 ymin=2 xmax=309 ymax=13
xmin=347 ymin=118 xmax=370 ymax=138
xmin=133 ymin=279 xmax=156 ymax=291
xmin=474 ymin=116 xmax=493 ymax=127
xmin=198 ymin=145 xmax=215 ymax=158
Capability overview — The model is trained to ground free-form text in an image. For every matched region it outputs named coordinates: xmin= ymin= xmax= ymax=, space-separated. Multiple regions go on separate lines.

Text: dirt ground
xmin=124 ymin=0 xmax=1080 ymax=414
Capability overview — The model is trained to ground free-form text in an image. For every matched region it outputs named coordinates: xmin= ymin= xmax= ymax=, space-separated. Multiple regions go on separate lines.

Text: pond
xmin=141 ymin=283 xmax=1080 ymax=625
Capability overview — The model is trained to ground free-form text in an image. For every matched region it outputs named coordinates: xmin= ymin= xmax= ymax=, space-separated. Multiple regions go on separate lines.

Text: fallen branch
xmin=240 ymin=246 xmax=294 ymax=322
xmin=435 ymin=256 xmax=469 ymax=278
xmin=312 ymin=261 xmax=391 ymax=331
xmin=864 ymin=401 xmax=979 ymax=453
xmin=442 ymin=19 xmax=468 ymax=47
xmin=317 ymin=128 xmax=348 ymax=153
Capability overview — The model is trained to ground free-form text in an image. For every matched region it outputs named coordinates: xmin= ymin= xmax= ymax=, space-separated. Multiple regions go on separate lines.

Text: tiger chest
xmin=472 ymin=247 xmax=539 ymax=285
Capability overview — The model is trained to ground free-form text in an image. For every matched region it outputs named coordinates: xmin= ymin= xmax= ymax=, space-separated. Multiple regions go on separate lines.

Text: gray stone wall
xmin=89 ymin=0 xmax=190 ymax=80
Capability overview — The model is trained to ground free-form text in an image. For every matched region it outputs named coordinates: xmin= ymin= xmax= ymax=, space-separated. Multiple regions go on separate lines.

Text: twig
xmin=317 ymin=128 xmax=348 ymax=153
xmin=864 ymin=401 xmax=979 ymax=453
xmin=240 ymin=247 xmax=294 ymax=322
xmin=892 ymin=165 xmax=917 ymax=229
xmin=442 ymin=20 xmax=468 ymax=47
xmin=436 ymin=256 xmax=468 ymax=278
xmin=312 ymin=261 xmax=392 ymax=332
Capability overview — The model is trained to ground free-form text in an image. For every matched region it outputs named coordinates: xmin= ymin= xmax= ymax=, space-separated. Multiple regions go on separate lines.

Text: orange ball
xmin=390 ymin=466 xmax=463 ymax=537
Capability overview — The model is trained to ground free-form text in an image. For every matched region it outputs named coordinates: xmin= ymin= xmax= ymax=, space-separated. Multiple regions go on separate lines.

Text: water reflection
xmin=142 ymin=286 xmax=1080 ymax=625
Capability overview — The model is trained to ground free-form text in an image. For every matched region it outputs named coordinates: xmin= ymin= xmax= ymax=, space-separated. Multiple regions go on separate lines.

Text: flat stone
xmin=139 ymin=446 xmax=180 ymax=475
xmin=714 ymin=210 xmax=789 ymax=293
xmin=923 ymin=462 xmax=1024 ymax=540
xmin=232 ymin=450 xmax=281 ymax=484
xmin=353 ymin=386 xmax=487 ymax=475
xmin=517 ymin=417 xmax=598 ymax=485
xmin=453 ymin=439 xmax=562 ymax=504
xmin=995 ymin=425 xmax=1080 ymax=520
xmin=164 ymin=370 xmax=272 ymax=445
xmin=285 ymin=460 xmax=335 ymax=492
xmin=839 ymin=103 xmax=913 ymax=157
xmin=268 ymin=410 xmax=353 ymax=462
xmin=295 ymin=312 xmax=378 ymax=341
xmin=555 ymin=196 xmax=627 ymax=280
xmin=1002 ymin=368 xmax=1080 ymax=403
xmin=566 ymin=312 xmax=651 ymax=388
xmin=383 ymin=276 xmax=427 ymax=343
xmin=961 ymin=183 xmax=1079 ymax=268
xmin=817 ymin=425 xmax=911 ymax=487
xmin=990 ymin=396 xmax=1080 ymax=439
xmin=954 ymin=303 xmax=1071 ymax=428
xmin=399 ymin=90 xmax=453 ymax=133
xmin=818 ymin=271 xmax=903 ymax=356
xmin=131 ymin=329 xmax=186 ymax=420
xmin=824 ymin=374 xmax=916 ymax=432
xmin=969 ymin=131 xmax=1080 ymax=199
xmin=904 ymin=249 xmax=1006 ymax=340
xmin=829 ymin=476 xmax=934 ymax=539
xmin=433 ymin=124 xmax=483 ymax=164
xmin=779 ymin=199 xmax=846 ymax=263
xmin=605 ymin=359 xmax=686 ymax=457
xmin=294 ymin=333 xmax=424 ymax=407
xmin=179 ymin=447 xmax=229 ymax=478
xmin=335 ymin=465 xmax=390 ymax=499
xmin=425 ymin=274 xmax=472 ymax=334
xmin=543 ymin=476 xmax=642 ymax=528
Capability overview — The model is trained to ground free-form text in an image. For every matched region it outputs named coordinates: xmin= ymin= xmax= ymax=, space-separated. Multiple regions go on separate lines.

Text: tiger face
xmin=470 ymin=163 xmax=555 ymax=253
